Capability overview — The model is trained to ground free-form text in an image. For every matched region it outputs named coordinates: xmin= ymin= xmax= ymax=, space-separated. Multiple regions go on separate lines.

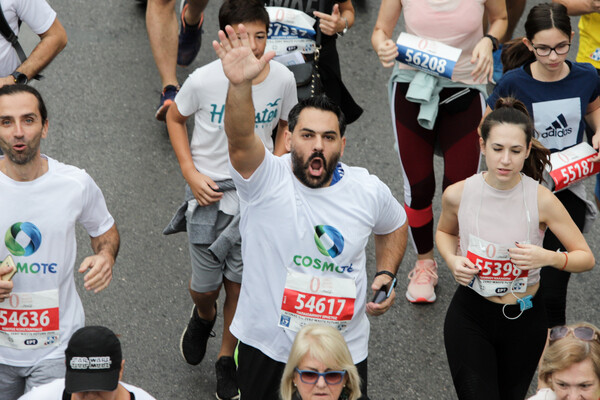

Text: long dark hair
xmin=501 ymin=2 xmax=571 ymax=72
xmin=480 ymin=97 xmax=551 ymax=182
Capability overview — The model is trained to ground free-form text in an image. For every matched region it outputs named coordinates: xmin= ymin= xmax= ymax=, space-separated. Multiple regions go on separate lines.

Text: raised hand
xmin=212 ymin=24 xmax=275 ymax=86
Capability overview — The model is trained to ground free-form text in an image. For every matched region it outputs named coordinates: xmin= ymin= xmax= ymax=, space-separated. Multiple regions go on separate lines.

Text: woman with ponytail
xmin=485 ymin=2 xmax=600 ymax=331
xmin=437 ymin=97 xmax=594 ymax=400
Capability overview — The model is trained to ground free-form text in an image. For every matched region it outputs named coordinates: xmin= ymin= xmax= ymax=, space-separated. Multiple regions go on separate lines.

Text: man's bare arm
xmin=366 ymin=222 xmax=408 ymax=316
xmin=78 ymin=224 xmax=120 ymax=293
xmin=13 ymin=18 xmax=67 ymax=82
xmin=553 ymin=0 xmax=600 ymax=15
xmin=213 ymin=24 xmax=274 ymax=178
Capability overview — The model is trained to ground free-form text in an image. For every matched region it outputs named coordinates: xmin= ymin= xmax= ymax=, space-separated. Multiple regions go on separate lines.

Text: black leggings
xmin=444 ymin=286 xmax=547 ymax=400
xmin=540 ymin=190 xmax=586 ymax=328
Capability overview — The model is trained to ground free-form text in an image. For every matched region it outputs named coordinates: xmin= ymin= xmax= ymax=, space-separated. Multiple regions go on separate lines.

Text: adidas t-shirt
xmin=487 ymin=61 xmax=599 ymax=152
xmin=229 ymin=151 xmax=406 ymax=364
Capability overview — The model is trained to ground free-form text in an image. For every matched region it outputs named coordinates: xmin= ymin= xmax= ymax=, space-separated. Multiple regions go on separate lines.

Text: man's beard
xmin=0 ymin=132 xmax=42 ymax=166
xmin=291 ymin=149 xmax=341 ymax=189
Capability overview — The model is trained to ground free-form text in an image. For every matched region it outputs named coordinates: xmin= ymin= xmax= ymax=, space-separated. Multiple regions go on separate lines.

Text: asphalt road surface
xmin=19 ymin=0 xmax=599 ymax=398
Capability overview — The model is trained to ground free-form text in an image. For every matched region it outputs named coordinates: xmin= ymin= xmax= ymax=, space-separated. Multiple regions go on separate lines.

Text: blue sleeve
xmin=486 ymin=71 xmax=519 ymax=109
xmin=486 ymin=89 xmax=499 ymax=109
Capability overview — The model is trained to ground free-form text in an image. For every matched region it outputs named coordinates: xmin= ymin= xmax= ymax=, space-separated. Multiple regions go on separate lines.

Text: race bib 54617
xmin=279 ymin=270 xmax=356 ymax=333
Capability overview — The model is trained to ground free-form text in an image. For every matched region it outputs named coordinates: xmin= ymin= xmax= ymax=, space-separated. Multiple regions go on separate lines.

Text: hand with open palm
xmin=212 ymin=24 xmax=275 ymax=86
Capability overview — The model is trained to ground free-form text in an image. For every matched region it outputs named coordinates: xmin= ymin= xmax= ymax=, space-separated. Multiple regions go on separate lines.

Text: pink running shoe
xmin=406 ymin=259 xmax=438 ymax=303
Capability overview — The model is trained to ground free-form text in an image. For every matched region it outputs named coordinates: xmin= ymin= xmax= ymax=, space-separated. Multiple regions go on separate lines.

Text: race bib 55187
xmin=549 ymin=142 xmax=600 ymax=192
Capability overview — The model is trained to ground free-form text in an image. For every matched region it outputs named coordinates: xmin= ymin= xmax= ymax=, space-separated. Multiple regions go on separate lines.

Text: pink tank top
xmin=458 ymin=173 xmax=545 ymax=287
xmin=399 ymin=0 xmax=486 ymax=84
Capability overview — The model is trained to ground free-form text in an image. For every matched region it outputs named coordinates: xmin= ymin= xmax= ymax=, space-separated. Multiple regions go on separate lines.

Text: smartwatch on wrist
xmin=374 ymin=270 xmax=397 ymax=285
xmin=11 ymin=71 xmax=28 ymax=84
xmin=484 ymin=34 xmax=499 ymax=52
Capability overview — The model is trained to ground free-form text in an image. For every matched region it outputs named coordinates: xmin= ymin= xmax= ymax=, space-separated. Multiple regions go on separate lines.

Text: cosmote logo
xmin=5 ymin=222 xmax=42 ymax=257
xmin=293 ymin=226 xmax=351 ymax=274
xmin=313 ymin=225 xmax=344 ymax=258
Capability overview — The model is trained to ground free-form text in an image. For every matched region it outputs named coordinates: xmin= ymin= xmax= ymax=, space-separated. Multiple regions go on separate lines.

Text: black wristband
xmin=374 ymin=270 xmax=396 ymax=282
xmin=484 ymin=34 xmax=499 ymax=51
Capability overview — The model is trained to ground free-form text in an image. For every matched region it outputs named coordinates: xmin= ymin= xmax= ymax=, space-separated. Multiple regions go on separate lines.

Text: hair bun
xmin=494 ymin=96 xmax=531 ymax=118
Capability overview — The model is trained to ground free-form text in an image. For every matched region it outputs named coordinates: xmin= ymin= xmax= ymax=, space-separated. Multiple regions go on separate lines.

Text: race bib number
xmin=266 ymin=7 xmax=316 ymax=56
xmin=549 ymin=142 xmax=600 ymax=192
xmin=279 ymin=270 xmax=356 ymax=332
xmin=0 ymin=289 xmax=60 ymax=349
xmin=396 ymin=32 xmax=461 ymax=79
xmin=466 ymin=235 xmax=528 ymax=297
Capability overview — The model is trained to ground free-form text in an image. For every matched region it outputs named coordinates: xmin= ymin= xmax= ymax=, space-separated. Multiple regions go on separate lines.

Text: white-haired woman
xmin=280 ymin=325 xmax=361 ymax=400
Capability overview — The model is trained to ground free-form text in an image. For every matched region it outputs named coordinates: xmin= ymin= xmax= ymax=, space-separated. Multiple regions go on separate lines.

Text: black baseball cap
xmin=64 ymin=326 xmax=122 ymax=393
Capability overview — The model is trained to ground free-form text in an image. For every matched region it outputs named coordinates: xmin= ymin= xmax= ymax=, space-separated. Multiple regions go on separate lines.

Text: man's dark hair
xmin=288 ymin=95 xmax=347 ymax=137
xmin=218 ymin=0 xmax=269 ymax=32
xmin=0 ymin=84 xmax=47 ymax=125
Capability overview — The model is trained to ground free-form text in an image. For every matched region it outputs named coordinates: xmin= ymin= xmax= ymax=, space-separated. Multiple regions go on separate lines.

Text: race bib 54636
xmin=0 ymin=289 xmax=60 ymax=349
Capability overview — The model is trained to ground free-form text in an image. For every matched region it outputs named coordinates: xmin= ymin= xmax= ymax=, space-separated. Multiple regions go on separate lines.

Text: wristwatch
xmin=11 ymin=71 xmax=28 ymax=84
xmin=337 ymin=17 xmax=348 ymax=37
xmin=484 ymin=34 xmax=499 ymax=52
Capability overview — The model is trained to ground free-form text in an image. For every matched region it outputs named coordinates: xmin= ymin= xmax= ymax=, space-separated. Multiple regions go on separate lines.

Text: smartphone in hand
xmin=1 ymin=255 xmax=16 ymax=281
xmin=372 ymin=277 xmax=397 ymax=303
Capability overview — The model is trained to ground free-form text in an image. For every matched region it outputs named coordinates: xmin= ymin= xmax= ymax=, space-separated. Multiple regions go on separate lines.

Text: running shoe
xmin=179 ymin=304 xmax=216 ymax=365
xmin=155 ymin=85 xmax=178 ymax=121
xmin=215 ymin=356 xmax=240 ymax=400
xmin=406 ymin=259 xmax=438 ymax=303
xmin=177 ymin=0 xmax=204 ymax=67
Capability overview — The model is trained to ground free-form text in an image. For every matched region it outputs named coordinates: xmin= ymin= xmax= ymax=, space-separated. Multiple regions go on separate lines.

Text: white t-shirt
xmin=0 ymin=156 xmax=115 ymax=367
xmin=0 ymin=0 xmax=57 ymax=76
xmin=18 ymin=378 xmax=157 ymax=400
xmin=175 ymin=59 xmax=297 ymax=182
xmin=229 ymin=152 xmax=406 ymax=363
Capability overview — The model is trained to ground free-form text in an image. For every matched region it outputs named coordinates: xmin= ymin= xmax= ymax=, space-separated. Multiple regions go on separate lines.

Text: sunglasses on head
xmin=549 ymin=326 xmax=598 ymax=343
xmin=294 ymin=368 xmax=346 ymax=385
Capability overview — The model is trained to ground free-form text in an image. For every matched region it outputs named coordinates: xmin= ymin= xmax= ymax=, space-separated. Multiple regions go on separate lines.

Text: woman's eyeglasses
xmin=294 ymin=368 xmax=346 ymax=385
xmin=549 ymin=326 xmax=599 ymax=343
xmin=530 ymin=42 xmax=571 ymax=57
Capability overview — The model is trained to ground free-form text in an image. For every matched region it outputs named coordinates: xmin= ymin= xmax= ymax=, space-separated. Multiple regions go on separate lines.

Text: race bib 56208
xmin=396 ymin=32 xmax=461 ymax=79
